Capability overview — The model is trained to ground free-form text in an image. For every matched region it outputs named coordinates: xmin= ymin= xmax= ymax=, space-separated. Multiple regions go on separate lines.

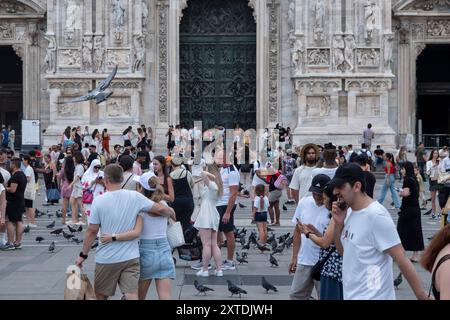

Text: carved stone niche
xmin=56 ymin=103 xmax=80 ymax=119
xmin=306 ymin=96 xmax=331 ymax=118
xmin=106 ymin=49 xmax=131 ymax=69
xmin=0 ymin=22 xmax=15 ymax=40
xmin=58 ymin=49 xmax=82 ymax=68
xmin=356 ymin=48 xmax=381 ymax=68
xmin=105 ymin=97 xmax=132 ymax=118
xmin=306 ymin=48 xmax=331 ymax=67
xmin=355 ymin=96 xmax=380 ymax=117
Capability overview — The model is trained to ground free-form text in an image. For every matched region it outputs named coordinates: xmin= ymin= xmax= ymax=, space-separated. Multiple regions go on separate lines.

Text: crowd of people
xmin=0 ymin=122 xmax=449 ymax=300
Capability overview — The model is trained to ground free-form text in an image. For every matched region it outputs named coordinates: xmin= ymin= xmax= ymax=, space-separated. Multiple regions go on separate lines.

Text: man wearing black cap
xmin=330 ymin=163 xmax=429 ymax=300
xmin=289 ymin=174 xmax=331 ymax=300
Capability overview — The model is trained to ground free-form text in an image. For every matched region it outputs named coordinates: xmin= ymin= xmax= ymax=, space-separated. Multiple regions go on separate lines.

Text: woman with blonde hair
xmin=191 ymin=163 xmax=224 ymax=277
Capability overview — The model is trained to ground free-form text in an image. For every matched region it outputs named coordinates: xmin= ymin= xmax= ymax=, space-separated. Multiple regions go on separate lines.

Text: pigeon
xmin=256 ymin=242 xmax=271 ymax=253
xmin=77 ymin=225 xmax=83 ymax=233
xmin=23 ymin=225 xmax=30 ymax=233
xmin=91 ymin=241 xmax=99 ymax=249
xmin=282 ymin=204 xmax=288 ymax=211
xmin=272 ymin=242 xmax=286 ymax=255
xmin=50 ymin=228 xmax=63 ymax=236
xmin=241 ymin=251 xmax=248 ymax=259
xmin=238 ymin=227 xmax=247 ymax=236
xmin=242 ymin=241 xmax=250 ymax=251
xmin=248 ymin=231 xmax=258 ymax=245
xmin=63 ymin=231 xmax=74 ymax=241
xmin=58 ymin=65 xmax=118 ymax=105
xmin=394 ymin=273 xmax=402 ymax=289
xmin=47 ymin=212 xmax=54 ymax=218
xmin=194 ymin=280 xmax=214 ymax=296
xmin=55 ymin=210 xmax=62 ymax=218
xmin=271 ymin=239 xmax=278 ymax=251
xmin=46 ymin=220 xmax=55 ymax=229
xmin=262 ymin=276 xmax=278 ymax=293
xmin=48 ymin=241 xmax=55 ymax=253
xmin=35 ymin=236 xmax=45 ymax=243
xmin=72 ymin=238 xmax=82 ymax=245
xmin=269 ymin=254 xmax=278 ymax=267
xmin=267 ymin=233 xmax=276 ymax=244
xmin=35 ymin=209 xmax=44 ymax=217
xmin=236 ymin=252 xmax=248 ymax=265
xmin=285 ymin=236 xmax=294 ymax=249
xmin=267 ymin=227 xmax=274 ymax=232
xmin=238 ymin=234 xmax=246 ymax=246
xmin=67 ymin=225 xmax=77 ymax=233
xmin=238 ymin=203 xmax=246 ymax=208
xmin=226 ymin=280 xmax=247 ymax=298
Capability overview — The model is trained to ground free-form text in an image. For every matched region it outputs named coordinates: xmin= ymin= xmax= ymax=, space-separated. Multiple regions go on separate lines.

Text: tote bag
xmin=167 ymin=219 xmax=185 ymax=249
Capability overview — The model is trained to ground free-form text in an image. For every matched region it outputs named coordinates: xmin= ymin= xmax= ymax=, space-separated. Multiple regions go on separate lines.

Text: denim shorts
xmin=255 ymin=211 xmax=268 ymax=222
xmin=139 ymin=238 xmax=176 ymax=280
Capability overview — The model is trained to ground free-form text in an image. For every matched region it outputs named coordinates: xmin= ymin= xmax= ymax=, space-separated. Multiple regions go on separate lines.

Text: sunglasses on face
xmin=94 ymin=166 xmax=101 ymax=169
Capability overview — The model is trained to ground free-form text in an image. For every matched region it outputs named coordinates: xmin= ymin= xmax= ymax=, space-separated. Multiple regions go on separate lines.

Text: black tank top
xmin=431 ymin=254 xmax=450 ymax=300
xmin=172 ymin=169 xmax=193 ymax=199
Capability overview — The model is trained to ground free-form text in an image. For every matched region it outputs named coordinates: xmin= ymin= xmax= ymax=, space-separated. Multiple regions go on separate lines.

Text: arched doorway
xmin=0 ymin=46 xmax=23 ymax=149
xmin=416 ymin=44 xmax=450 ymax=147
xmin=179 ymin=0 xmax=256 ymax=131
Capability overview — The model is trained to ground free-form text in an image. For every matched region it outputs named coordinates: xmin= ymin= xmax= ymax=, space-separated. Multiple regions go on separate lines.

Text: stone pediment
xmin=394 ymin=0 xmax=450 ymax=15
xmin=0 ymin=0 xmax=46 ymax=16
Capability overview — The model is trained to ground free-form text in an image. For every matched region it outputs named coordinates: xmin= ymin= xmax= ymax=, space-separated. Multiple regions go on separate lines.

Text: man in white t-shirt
xmin=215 ymin=149 xmax=240 ymax=271
xmin=289 ymin=143 xmax=319 ymax=203
xmin=75 ymin=164 xmax=175 ymax=300
xmin=289 ymin=174 xmax=331 ymax=300
xmin=251 ymin=160 xmax=267 ymax=195
xmin=330 ymin=163 xmax=429 ymax=300
xmin=311 ymin=148 xmax=338 ymax=179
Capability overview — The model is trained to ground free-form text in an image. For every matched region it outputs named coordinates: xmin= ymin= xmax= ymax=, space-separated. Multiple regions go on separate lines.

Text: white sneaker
xmin=221 ymin=260 xmax=236 ymax=271
xmin=191 ymin=261 xmax=212 ymax=270
xmin=28 ymin=224 xmax=38 ymax=228
xmin=214 ymin=269 xmax=223 ymax=277
xmin=196 ymin=269 xmax=209 ymax=277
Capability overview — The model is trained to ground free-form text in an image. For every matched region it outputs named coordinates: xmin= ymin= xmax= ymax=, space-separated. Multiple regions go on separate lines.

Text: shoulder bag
xmin=311 ymin=247 xmax=336 ymax=281
xmin=167 ymin=219 xmax=185 ymax=249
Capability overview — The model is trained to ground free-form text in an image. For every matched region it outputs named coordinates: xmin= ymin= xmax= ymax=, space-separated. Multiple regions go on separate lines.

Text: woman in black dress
xmin=398 ymin=161 xmax=424 ymax=262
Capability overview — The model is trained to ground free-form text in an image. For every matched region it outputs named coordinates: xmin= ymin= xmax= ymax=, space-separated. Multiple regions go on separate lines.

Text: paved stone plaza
xmin=0 ymin=174 xmax=440 ymax=300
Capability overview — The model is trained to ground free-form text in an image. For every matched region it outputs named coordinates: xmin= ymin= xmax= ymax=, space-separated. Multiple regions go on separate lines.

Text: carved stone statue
xmin=82 ymin=36 xmax=93 ymax=71
xmin=383 ymin=35 xmax=393 ymax=71
xmin=112 ymin=0 xmax=126 ymax=28
xmin=333 ymin=35 xmax=345 ymax=72
xmin=65 ymin=0 xmax=82 ymax=32
xmin=142 ymin=0 xmax=149 ymax=32
xmin=28 ymin=23 xmax=38 ymax=46
xmin=344 ymin=35 xmax=356 ymax=71
xmin=291 ymin=38 xmax=304 ymax=74
xmin=364 ymin=0 xmax=380 ymax=43
xmin=287 ymin=0 xmax=295 ymax=37
xmin=133 ymin=35 xmax=145 ymax=72
xmin=44 ymin=35 xmax=56 ymax=73
xmin=93 ymin=36 xmax=105 ymax=72
xmin=313 ymin=0 xmax=326 ymax=43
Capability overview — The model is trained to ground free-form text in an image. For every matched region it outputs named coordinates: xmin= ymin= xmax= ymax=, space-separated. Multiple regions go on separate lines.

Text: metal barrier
xmin=397 ymin=134 xmax=450 ymax=149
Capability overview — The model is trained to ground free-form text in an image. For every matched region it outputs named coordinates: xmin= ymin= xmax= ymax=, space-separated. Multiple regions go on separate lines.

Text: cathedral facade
xmin=0 ymin=0 xmax=448 ymax=150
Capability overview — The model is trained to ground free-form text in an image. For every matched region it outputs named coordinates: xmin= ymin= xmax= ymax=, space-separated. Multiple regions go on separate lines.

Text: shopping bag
xmin=64 ymin=265 xmax=96 ymax=300
xmin=166 ymin=220 xmax=185 ymax=249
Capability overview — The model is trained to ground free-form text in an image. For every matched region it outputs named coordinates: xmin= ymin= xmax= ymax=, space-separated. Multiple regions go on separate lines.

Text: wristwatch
xmin=305 ymin=232 xmax=311 ymax=239
xmin=112 ymin=234 xmax=117 ymax=242
xmin=79 ymin=252 xmax=88 ymax=259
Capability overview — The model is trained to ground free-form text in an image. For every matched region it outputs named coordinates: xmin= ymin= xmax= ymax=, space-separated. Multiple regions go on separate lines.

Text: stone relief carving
xmin=346 ymin=79 xmax=391 ymax=92
xmin=291 ymin=38 xmax=305 ymax=74
xmin=287 ymin=0 xmax=295 ymax=38
xmin=398 ymin=21 xmax=410 ymax=44
xmin=411 ymin=23 xmax=425 ymax=40
xmin=15 ymin=26 xmax=26 ymax=41
xmin=313 ymin=0 xmax=326 ymax=43
xmin=49 ymin=81 xmax=90 ymax=90
xmin=306 ymin=96 xmax=331 ymax=117
xmin=112 ymin=0 xmax=126 ymax=43
xmin=307 ymin=49 xmax=330 ymax=66
xmin=364 ymin=0 xmax=381 ymax=44
xmin=356 ymin=96 xmax=380 ymax=116
xmin=333 ymin=35 xmax=346 ymax=72
xmin=295 ymin=79 xmax=341 ymax=94
xmin=58 ymin=104 xmax=79 ymax=117
xmin=268 ymin=0 xmax=280 ymax=122
xmin=142 ymin=0 xmax=149 ymax=33
xmin=411 ymin=0 xmax=450 ymax=11
xmin=65 ymin=0 xmax=82 ymax=42
xmin=93 ymin=36 xmax=105 ymax=72
xmin=44 ymin=35 xmax=57 ymax=73
xmin=107 ymin=98 xmax=131 ymax=117
xmin=12 ymin=45 xmax=23 ymax=60
xmin=415 ymin=43 xmax=427 ymax=58
xmin=344 ymin=35 xmax=356 ymax=71
xmin=132 ymin=35 xmax=146 ymax=72
xmin=427 ymin=20 xmax=450 ymax=37
xmin=106 ymin=49 xmax=130 ymax=68
xmin=0 ymin=23 xmax=14 ymax=40
xmin=82 ymin=36 xmax=93 ymax=71
xmin=383 ymin=35 xmax=393 ymax=72
xmin=157 ymin=0 xmax=169 ymax=122
xmin=28 ymin=23 xmax=38 ymax=46
xmin=58 ymin=49 xmax=82 ymax=67
xmin=0 ymin=1 xmax=26 ymax=13
xmin=356 ymin=49 xmax=380 ymax=67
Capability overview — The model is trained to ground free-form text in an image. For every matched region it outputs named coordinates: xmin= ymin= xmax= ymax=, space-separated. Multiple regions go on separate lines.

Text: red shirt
xmin=384 ymin=160 xmax=395 ymax=174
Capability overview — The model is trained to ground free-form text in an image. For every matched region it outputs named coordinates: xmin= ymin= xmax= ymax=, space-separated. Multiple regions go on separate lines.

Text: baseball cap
xmin=134 ymin=171 xmax=156 ymax=191
xmin=329 ymin=163 xmax=366 ymax=189
xmin=308 ymin=174 xmax=331 ymax=194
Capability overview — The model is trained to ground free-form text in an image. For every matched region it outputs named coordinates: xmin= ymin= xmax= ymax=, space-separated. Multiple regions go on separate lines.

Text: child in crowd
xmin=252 ymin=184 xmax=269 ymax=245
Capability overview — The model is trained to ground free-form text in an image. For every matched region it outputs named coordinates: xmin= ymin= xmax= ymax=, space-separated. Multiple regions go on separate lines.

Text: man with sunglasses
xmin=289 ymin=174 xmax=331 ymax=299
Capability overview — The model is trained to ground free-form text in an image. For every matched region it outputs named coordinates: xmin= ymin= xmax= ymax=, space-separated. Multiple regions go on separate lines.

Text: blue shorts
xmin=139 ymin=238 xmax=175 ymax=280
xmin=255 ymin=211 xmax=268 ymax=223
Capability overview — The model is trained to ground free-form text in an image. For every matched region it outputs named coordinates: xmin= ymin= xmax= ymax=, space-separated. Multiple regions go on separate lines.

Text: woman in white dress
xmin=81 ymin=159 xmax=105 ymax=223
xmin=191 ymin=164 xmax=224 ymax=277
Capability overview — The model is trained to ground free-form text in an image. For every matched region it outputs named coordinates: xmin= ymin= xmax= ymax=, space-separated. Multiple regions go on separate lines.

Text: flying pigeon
xmin=262 ymin=276 xmax=278 ymax=293
xmin=236 ymin=252 xmax=248 ymax=265
xmin=269 ymin=254 xmax=278 ymax=267
xmin=58 ymin=65 xmax=118 ymax=105
xmin=46 ymin=220 xmax=55 ymax=229
xmin=48 ymin=241 xmax=55 ymax=253
xmin=35 ymin=236 xmax=45 ymax=243
xmin=226 ymin=280 xmax=247 ymax=298
xmin=50 ymin=228 xmax=63 ymax=236
xmin=194 ymin=280 xmax=214 ymax=296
